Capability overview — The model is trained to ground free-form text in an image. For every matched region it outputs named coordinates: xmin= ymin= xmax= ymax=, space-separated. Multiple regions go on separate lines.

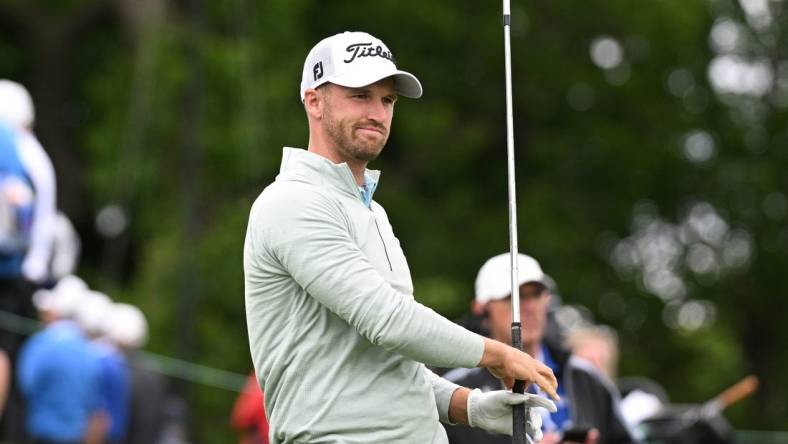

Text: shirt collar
xmin=279 ymin=147 xmax=381 ymax=202
xmin=358 ymin=171 xmax=379 ymax=208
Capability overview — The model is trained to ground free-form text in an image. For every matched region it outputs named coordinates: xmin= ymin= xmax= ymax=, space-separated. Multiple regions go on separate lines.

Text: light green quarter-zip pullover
xmin=244 ymin=148 xmax=485 ymax=443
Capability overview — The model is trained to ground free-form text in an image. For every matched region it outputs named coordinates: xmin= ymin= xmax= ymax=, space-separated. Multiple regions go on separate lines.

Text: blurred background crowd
xmin=0 ymin=80 xmax=190 ymax=443
xmin=1 ymin=0 xmax=787 ymax=443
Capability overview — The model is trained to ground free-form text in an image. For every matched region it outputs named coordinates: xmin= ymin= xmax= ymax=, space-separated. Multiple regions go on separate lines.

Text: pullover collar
xmin=279 ymin=147 xmax=381 ymax=203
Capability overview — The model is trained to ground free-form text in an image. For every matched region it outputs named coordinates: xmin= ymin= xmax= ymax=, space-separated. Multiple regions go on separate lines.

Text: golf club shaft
xmin=502 ymin=1 xmax=528 ymax=443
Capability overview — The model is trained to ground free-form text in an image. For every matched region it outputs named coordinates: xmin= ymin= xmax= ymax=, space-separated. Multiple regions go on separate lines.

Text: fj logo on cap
xmin=313 ymin=62 xmax=324 ymax=81
xmin=344 ymin=43 xmax=395 ymax=64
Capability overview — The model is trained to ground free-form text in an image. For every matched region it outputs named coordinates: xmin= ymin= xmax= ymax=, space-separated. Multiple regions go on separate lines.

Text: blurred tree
xmin=0 ymin=0 xmax=114 ymax=216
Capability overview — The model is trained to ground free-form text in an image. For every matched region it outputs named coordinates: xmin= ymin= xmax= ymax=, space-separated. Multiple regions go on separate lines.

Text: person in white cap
xmin=88 ymin=302 xmax=146 ymax=444
xmin=244 ymin=32 xmax=557 ymax=444
xmin=102 ymin=304 xmax=169 ymax=444
xmin=443 ymin=253 xmax=635 ymax=444
xmin=17 ymin=275 xmax=106 ymax=444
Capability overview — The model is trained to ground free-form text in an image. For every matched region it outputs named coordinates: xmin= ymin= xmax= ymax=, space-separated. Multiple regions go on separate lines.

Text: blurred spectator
xmin=77 ymin=293 xmax=132 ymax=444
xmin=49 ymin=212 xmax=81 ymax=283
xmin=231 ymin=372 xmax=269 ymax=444
xmin=106 ymin=303 xmax=171 ymax=444
xmin=157 ymin=396 xmax=192 ymax=444
xmin=90 ymin=301 xmax=190 ymax=444
xmin=0 ymin=346 xmax=8 ymax=417
xmin=0 ymin=80 xmax=57 ymax=440
xmin=76 ymin=291 xmax=113 ymax=340
xmin=444 ymin=253 xmax=633 ymax=444
xmin=0 ymin=123 xmax=19 ymax=419
xmin=99 ymin=303 xmax=144 ymax=444
xmin=17 ymin=275 xmax=106 ymax=444
xmin=565 ymin=326 xmax=620 ymax=381
xmin=565 ymin=327 xmax=664 ymax=439
xmin=0 ymin=80 xmax=57 ymax=286
xmin=123 ymin=359 xmax=169 ymax=444
xmin=542 ymin=274 xmax=567 ymax=350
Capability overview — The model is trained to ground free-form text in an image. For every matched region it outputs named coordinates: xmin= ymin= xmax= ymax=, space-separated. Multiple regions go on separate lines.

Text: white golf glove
xmin=467 ymin=389 xmax=557 ymax=442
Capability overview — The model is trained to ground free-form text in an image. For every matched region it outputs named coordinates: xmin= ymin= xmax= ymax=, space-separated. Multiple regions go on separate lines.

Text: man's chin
xmin=357 ymin=152 xmax=381 ymax=162
xmin=350 ymin=144 xmax=384 ymax=162
xmin=522 ymin=337 xmax=544 ymax=350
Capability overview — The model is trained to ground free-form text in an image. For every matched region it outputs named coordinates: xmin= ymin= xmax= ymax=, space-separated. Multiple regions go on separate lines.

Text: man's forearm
xmin=478 ymin=338 xmax=508 ymax=368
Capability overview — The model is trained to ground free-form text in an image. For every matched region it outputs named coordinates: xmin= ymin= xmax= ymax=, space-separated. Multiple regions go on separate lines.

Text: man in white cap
xmin=244 ymin=32 xmax=558 ymax=444
xmin=443 ymin=253 xmax=634 ymax=444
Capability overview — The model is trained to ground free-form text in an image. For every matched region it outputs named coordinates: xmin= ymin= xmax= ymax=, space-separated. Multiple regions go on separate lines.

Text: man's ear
xmin=303 ymin=88 xmax=322 ymax=120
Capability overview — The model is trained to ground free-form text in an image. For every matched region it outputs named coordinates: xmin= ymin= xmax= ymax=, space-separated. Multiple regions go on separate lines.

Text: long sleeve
xmin=424 ymin=367 xmax=462 ymax=423
xmin=255 ymin=184 xmax=485 ymax=369
xmin=245 ymin=148 xmax=483 ymax=443
xmin=17 ymin=132 xmax=56 ymax=283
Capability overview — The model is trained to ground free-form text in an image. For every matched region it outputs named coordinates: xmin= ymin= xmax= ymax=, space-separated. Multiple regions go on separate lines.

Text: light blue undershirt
xmin=358 ymin=171 xmax=378 ymax=208
xmin=530 ymin=344 xmax=572 ymax=433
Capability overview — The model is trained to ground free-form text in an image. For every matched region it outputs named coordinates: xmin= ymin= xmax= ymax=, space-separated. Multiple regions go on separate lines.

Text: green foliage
xmin=4 ymin=0 xmax=787 ymax=440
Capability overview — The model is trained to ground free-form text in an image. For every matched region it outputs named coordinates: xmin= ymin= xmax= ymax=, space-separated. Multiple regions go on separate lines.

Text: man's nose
xmin=520 ymin=297 xmax=540 ymax=311
xmin=366 ymin=99 xmax=387 ymax=121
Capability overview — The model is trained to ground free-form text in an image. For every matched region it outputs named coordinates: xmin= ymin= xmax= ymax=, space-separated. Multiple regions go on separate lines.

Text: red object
xmin=231 ymin=373 xmax=269 ymax=444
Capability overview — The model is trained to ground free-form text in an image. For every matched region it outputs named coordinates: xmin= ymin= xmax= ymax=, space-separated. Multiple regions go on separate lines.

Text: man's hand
xmin=478 ymin=338 xmax=559 ymax=401
xmin=467 ymin=388 xmax=557 ymax=440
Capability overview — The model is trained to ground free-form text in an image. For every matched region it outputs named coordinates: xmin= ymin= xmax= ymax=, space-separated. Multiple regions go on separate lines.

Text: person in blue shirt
xmin=0 ymin=80 xmax=57 ymax=286
xmin=0 ymin=123 xmax=18 ymax=423
xmin=97 ymin=301 xmax=142 ymax=444
xmin=74 ymin=291 xmax=132 ymax=444
xmin=0 ymin=80 xmax=58 ymax=442
xmin=92 ymin=340 xmax=129 ymax=444
xmin=17 ymin=276 xmax=105 ymax=444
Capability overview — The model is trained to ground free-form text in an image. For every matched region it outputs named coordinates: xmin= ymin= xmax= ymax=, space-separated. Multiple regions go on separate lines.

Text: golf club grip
xmin=511 ymin=322 xmax=528 ymax=444
xmin=513 ymin=379 xmax=528 ymax=444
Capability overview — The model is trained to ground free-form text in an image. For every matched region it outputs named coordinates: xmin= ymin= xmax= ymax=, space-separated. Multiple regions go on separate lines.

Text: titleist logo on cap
xmin=300 ymin=31 xmax=422 ymax=100
xmin=344 ymin=43 xmax=396 ymax=64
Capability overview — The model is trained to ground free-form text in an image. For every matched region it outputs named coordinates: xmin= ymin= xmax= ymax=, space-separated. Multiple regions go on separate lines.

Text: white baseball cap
xmin=0 ymin=80 xmax=35 ymax=129
xmin=103 ymin=303 xmax=148 ymax=349
xmin=33 ymin=274 xmax=89 ymax=317
xmin=475 ymin=253 xmax=547 ymax=305
xmin=75 ymin=290 xmax=113 ymax=336
xmin=300 ymin=31 xmax=422 ymax=101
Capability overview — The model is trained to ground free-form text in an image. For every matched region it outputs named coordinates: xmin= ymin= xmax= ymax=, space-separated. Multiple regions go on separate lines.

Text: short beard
xmin=322 ymin=92 xmax=388 ymax=163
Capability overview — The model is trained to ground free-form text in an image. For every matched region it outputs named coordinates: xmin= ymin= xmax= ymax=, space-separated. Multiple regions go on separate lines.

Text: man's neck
xmin=341 ymin=158 xmax=367 ymax=187
xmin=307 ymin=144 xmax=367 ymax=186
